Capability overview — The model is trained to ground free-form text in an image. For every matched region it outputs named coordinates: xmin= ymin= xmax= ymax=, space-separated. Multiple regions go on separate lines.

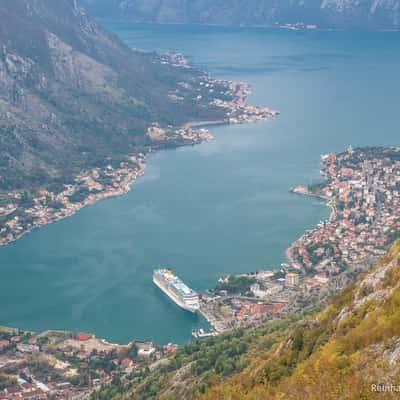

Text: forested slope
xmin=0 ymin=0 xmax=226 ymax=191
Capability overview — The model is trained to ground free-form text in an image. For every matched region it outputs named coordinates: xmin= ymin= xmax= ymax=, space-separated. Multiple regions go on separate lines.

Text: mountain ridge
xmin=0 ymin=0 xmax=231 ymax=193
xmin=81 ymin=0 xmax=400 ymax=30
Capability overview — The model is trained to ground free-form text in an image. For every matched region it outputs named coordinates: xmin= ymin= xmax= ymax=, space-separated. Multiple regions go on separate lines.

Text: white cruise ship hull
xmin=153 ymin=276 xmax=199 ymax=313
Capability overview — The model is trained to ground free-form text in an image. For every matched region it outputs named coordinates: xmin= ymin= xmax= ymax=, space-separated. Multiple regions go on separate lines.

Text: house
xmin=121 ymin=358 xmax=134 ymax=370
xmin=22 ymin=389 xmax=46 ymax=399
xmin=285 ymin=272 xmax=300 ymax=287
xmin=17 ymin=344 xmax=39 ymax=353
xmin=0 ymin=339 xmax=10 ymax=352
xmin=6 ymin=386 xmax=22 ymax=396
xmin=163 ymin=343 xmax=178 ymax=354
xmin=92 ymin=378 xmax=101 ymax=387
xmin=21 ymin=383 xmax=33 ymax=392
xmin=136 ymin=342 xmax=156 ymax=357
xmin=75 ymin=333 xmax=93 ymax=342
xmin=55 ymin=389 xmax=72 ymax=400
xmin=250 ymin=303 xmax=263 ymax=316
xmin=265 ymin=303 xmax=286 ymax=315
xmin=28 ymin=337 xmax=38 ymax=345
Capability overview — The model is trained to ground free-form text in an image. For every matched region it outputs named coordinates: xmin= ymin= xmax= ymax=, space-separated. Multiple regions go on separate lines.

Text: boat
xmin=153 ymin=269 xmax=200 ymax=313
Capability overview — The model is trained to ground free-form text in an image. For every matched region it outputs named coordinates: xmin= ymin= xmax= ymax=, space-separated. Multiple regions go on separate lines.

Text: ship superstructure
xmin=153 ymin=269 xmax=200 ymax=313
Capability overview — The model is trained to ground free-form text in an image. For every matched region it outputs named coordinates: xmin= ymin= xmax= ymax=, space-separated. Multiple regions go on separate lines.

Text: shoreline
xmin=0 ymin=160 xmax=147 ymax=247
xmin=290 ymin=185 xmax=337 ymax=221
xmin=0 ymin=44 xmax=279 ymax=248
xmin=101 ymin=19 xmax=400 ymax=33
xmin=183 ymin=119 xmax=228 ymax=129
xmin=199 ymin=146 xmax=400 ymax=336
xmin=0 ymin=81 xmax=278 ymax=247
xmin=2 ymin=146 xmax=399 ymax=347
xmin=286 ymin=147 xmax=399 ymax=273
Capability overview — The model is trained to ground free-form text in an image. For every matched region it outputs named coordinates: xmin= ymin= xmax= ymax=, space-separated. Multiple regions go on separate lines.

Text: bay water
xmin=1 ymin=24 xmax=399 ymax=343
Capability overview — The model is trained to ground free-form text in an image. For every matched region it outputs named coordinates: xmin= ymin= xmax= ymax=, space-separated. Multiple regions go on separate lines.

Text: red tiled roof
xmin=76 ymin=333 xmax=92 ymax=341
xmin=7 ymin=386 xmax=21 ymax=394
xmin=21 ymin=383 xmax=33 ymax=390
xmin=23 ymin=389 xmax=46 ymax=399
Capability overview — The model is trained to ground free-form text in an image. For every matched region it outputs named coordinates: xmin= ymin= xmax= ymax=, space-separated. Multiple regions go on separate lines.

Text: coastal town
xmin=1 ymin=2 xmax=399 ymax=399
xmin=197 ymin=265 xmax=331 ymax=335
xmin=288 ymin=146 xmax=400 ymax=274
xmin=0 ymin=326 xmax=177 ymax=400
xmin=0 ymin=53 xmax=277 ymax=247
xmin=0 ymin=46 xmax=398 ymax=399
xmin=1 ymin=146 xmax=399 ymax=398
xmin=196 ymin=146 xmax=400 ymax=335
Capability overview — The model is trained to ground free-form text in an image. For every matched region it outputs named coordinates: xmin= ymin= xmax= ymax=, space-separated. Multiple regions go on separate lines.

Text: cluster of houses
xmin=212 ymin=97 xmax=278 ymax=124
xmin=199 ymin=269 xmax=315 ymax=333
xmin=199 ymin=146 xmax=400 ymax=335
xmin=0 ymin=328 xmax=176 ymax=400
xmin=288 ymin=146 xmax=400 ymax=275
xmin=0 ymin=155 xmax=145 ymax=246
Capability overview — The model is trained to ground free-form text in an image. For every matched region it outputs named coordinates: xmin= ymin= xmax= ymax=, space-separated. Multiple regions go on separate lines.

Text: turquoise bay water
xmin=1 ymin=24 xmax=399 ymax=344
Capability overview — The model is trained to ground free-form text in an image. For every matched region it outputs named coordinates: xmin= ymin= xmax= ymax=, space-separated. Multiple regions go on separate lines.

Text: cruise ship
xmin=153 ymin=269 xmax=200 ymax=313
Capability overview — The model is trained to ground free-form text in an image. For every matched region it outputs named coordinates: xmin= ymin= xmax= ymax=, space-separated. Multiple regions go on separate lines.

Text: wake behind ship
xmin=153 ymin=269 xmax=200 ymax=313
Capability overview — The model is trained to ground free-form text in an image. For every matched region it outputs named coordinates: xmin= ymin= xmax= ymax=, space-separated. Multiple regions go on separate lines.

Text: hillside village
xmin=197 ymin=147 xmax=400 ymax=335
xmin=0 ymin=61 xmax=277 ymax=248
xmin=0 ymin=327 xmax=177 ymax=400
xmin=289 ymin=146 xmax=400 ymax=273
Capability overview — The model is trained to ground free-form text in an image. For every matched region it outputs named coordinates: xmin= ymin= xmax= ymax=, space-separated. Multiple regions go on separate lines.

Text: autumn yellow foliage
xmin=199 ymin=240 xmax=400 ymax=400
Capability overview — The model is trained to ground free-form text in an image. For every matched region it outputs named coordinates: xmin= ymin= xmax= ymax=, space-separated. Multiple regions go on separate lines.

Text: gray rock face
xmin=82 ymin=0 xmax=400 ymax=30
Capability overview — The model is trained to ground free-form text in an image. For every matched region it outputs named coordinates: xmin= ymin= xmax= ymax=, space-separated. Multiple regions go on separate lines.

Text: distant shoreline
xmin=100 ymin=19 xmax=400 ymax=33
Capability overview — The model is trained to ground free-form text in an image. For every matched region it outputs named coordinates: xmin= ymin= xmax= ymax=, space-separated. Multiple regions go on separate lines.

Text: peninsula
xmin=195 ymin=146 xmax=400 ymax=334
xmin=288 ymin=146 xmax=400 ymax=272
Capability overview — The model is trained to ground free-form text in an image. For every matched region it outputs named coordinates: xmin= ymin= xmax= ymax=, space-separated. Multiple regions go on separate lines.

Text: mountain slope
xmin=200 ymin=240 xmax=400 ymax=399
xmin=81 ymin=0 xmax=400 ymax=30
xmin=0 ymin=0 xmax=228 ymax=192
xmin=93 ymin=240 xmax=400 ymax=399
